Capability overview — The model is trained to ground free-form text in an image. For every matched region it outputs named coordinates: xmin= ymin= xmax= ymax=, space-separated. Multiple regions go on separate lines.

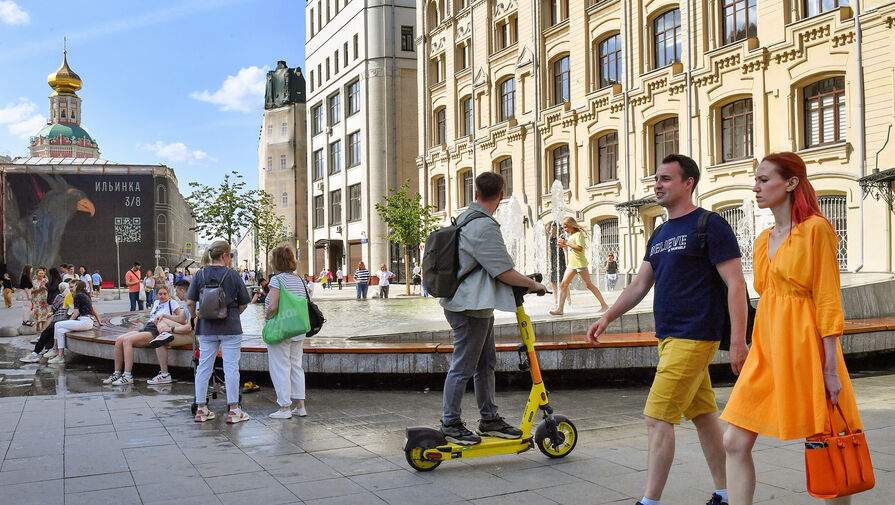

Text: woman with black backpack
xmin=187 ymin=240 xmax=252 ymax=424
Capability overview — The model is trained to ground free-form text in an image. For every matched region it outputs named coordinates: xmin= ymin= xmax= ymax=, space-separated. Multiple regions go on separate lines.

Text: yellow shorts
xmin=644 ymin=337 xmax=720 ymax=424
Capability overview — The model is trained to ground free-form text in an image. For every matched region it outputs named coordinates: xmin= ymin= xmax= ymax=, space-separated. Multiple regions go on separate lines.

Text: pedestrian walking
xmin=125 ymin=262 xmax=143 ymax=311
xmin=549 ymin=216 xmax=609 ymax=315
xmin=587 ymin=154 xmax=747 ymax=505
xmin=438 ymin=172 xmax=546 ymax=445
xmin=318 ymin=268 xmax=328 ymax=289
xmin=187 ymin=240 xmax=252 ymax=424
xmin=376 ymin=264 xmax=395 ymax=299
xmin=412 ymin=262 xmax=422 ymax=295
xmin=265 ymin=246 xmax=309 ymax=419
xmin=144 ymin=270 xmax=156 ymax=307
xmin=722 ymin=153 xmax=866 ymax=505
xmin=354 ymin=262 xmax=369 ymax=299
xmin=91 ymin=270 xmax=102 ymax=298
xmin=336 ymin=268 xmax=343 ymax=290
xmin=546 ymin=221 xmax=568 ymax=308
xmin=2 ymin=273 xmax=14 ymax=308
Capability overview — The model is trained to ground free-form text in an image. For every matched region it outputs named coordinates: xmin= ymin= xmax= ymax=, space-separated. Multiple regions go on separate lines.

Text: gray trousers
xmin=442 ymin=310 xmax=499 ymax=424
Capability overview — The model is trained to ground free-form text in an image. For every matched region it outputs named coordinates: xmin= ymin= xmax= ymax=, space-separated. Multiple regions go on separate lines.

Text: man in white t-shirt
xmin=336 ymin=268 xmax=343 ymax=290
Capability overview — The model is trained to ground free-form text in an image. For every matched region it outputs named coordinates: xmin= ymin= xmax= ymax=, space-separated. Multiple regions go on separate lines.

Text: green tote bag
xmin=262 ymin=275 xmax=311 ymax=345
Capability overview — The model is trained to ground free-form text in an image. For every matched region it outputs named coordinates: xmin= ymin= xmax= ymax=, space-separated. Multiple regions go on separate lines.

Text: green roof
xmin=35 ymin=123 xmax=95 ymax=143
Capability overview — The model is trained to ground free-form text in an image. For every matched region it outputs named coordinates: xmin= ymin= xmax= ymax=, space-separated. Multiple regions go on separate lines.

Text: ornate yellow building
xmin=416 ymin=0 xmax=895 ymax=283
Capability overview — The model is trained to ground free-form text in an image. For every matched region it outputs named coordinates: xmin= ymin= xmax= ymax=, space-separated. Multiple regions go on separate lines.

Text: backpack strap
xmin=697 ymin=210 xmax=716 ymax=251
xmin=454 ymin=211 xmax=493 ymax=284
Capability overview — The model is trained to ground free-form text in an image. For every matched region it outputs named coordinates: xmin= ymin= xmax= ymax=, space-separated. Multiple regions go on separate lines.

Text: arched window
xmin=156 ymin=184 xmax=167 ymax=204
xmin=156 ymin=214 xmax=167 ymax=246
xmin=282 ymin=192 xmax=289 ymax=208
xmin=653 ymin=117 xmax=679 ymax=174
xmin=498 ymin=77 xmax=515 ymax=121
xmin=654 ymin=9 xmax=682 ymax=69
xmin=597 ymin=34 xmax=622 ymax=88
xmin=804 ymin=77 xmax=845 ymax=147
xmin=427 ymin=1 xmax=439 ymax=30
xmin=459 ymin=169 xmax=473 ymax=207
xmin=591 ymin=132 xmax=618 ymax=184
xmin=496 ymin=157 xmax=512 ymax=196
xmin=552 ymin=145 xmax=570 ymax=189
xmin=435 ymin=107 xmax=447 ymax=145
xmin=552 ymin=55 xmax=570 ymax=105
xmin=721 ymin=98 xmax=754 ymax=162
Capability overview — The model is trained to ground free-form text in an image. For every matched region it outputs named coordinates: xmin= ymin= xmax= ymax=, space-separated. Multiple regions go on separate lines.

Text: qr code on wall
xmin=114 ymin=217 xmax=142 ymax=243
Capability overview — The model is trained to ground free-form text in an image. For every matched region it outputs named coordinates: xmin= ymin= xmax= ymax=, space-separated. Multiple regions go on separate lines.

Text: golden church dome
xmin=47 ymin=51 xmax=82 ymax=95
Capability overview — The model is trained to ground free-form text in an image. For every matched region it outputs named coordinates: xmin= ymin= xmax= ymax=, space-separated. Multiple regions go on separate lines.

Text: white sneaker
xmin=43 ymin=349 xmax=57 ymax=359
xmin=47 ymin=355 xmax=65 ymax=364
xmin=20 ymin=353 xmax=40 ymax=363
xmin=111 ymin=374 xmax=133 ymax=386
xmin=269 ymin=410 xmax=292 ymax=419
xmin=146 ymin=373 xmax=172 ymax=384
xmin=148 ymin=332 xmax=174 ymax=348
xmin=291 ymin=407 xmax=308 ymax=417
xmin=103 ymin=372 xmax=122 ymax=385
xmin=226 ymin=409 xmax=250 ymax=424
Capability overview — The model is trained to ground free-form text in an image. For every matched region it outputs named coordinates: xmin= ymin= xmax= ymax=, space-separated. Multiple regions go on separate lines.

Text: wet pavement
xmin=2 ymin=329 xmax=895 ymax=504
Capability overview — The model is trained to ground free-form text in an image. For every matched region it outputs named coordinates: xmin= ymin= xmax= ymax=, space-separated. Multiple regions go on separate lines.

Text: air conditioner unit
xmin=316 ymin=181 xmax=324 ymax=191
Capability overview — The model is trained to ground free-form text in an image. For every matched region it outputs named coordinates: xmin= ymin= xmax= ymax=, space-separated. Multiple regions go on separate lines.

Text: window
xmin=267 ymin=124 xmax=272 ymax=137
xmin=156 ymin=215 xmax=167 ymax=246
xmin=653 ymin=117 xmax=679 ymax=173
xmin=312 ymin=104 xmax=324 ymax=134
xmin=281 ymin=122 xmax=288 ymax=136
xmin=329 ymin=189 xmax=342 ymax=225
xmin=598 ymin=34 xmax=622 ymax=88
xmin=347 ymin=80 xmax=360 ymax=115
xmin=654 ymin=9 xmax=682 ymax=68
xmin=593 ymin=132 xmax=618 ymax=183
xmin=267 ymin=156 xmax=273 ymax=171
xmin=354 ymin=34 xmax=359 ymax=59
xmin=553 ymin=55 xmax=570 ymax=105
xmin=326 ymin=0 xmax=331 ymax=21
xmin=431 ymin=57 xmax=445 ymax=83
xmin=313 ymin=149 xmax=324 ymax=180
xmin=552 ymin=145 xmax=570 ymax=189
xmin=460 ymin=96 xmax=473 ymax=136
xmin=318 ymin=1 xmax=322 ymax=28
xmin=819 ymin=195 xmax=848 ymax=270
xmin=805 ymin=0 xmax=848 ymax=17
xmin=344 ymin=42 xmax=349 ymax=66
xmin=326 ymin=58 xmax=330 ymax=80
xmin=348 ymin=183 xmax=362 ymax=222
xmin=280 ymin=154 xmax=287 ymax=170
xmin=334 ymin=50 xmax=339 ymax=74
xmin=499 ymin=78 xmax=515 ymax=121
xmin=334 ymin=0 xmax=339 ymax=14
xmin=401 ymin=26 xmax=414 ymax=51
xmin=723 ymin=0 xmax=757 ymax=44
xmin=435 ymin=177 xmax=446 ymax=211
xmin=314 ymin=195 xmax=324 ymax=228
xmin=317 ymin=64 xmax=322 ymax=86
xmin=548 ymin=0 xmax=569 ymax=26
xmin=498 ymin=158 xmax=513 ymax=197
xmin=721 ymin=98 xmax=754 ymax=162
xmin=311 ymin=8 xmax=315 ymax=34
xmin=156 ymin=184 xmax=167 ymax=204
xmin=329 ymin=140 xmax=342 ymax=174
xmin=435 ymin=108 xmax=447 ymax=145
xmin=460 ymin=170 xmax=473 ymax=207
xmin=328 ymin=93 xmax=341 ymax=125
xmin=456 ymin=0 xmax=467 ymax=10
xmin=282 ymin=192 xmax=288 ymax=208
xmin=804 ymin=77 xmax=845 ymax=147
xmin=310 ymin=70 xmax=315 ymax=92
xmin=496 ymin=21 xmax=509 ymax=51
xmin=456 ymin=42 xmax=469 ymax=70
xmin=348 ymin=131 xmax=361 ymax=166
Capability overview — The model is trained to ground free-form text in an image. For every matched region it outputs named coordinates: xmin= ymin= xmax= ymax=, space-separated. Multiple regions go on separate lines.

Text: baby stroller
xmin=189 ymin=333 xmax=241 ymax=415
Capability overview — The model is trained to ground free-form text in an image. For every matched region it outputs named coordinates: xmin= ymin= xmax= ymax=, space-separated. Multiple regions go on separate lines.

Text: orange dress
xmin=721 ymin=215 xmax=862 ymax=440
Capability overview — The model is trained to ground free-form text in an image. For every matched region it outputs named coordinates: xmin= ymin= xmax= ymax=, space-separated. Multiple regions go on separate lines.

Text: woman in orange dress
xmin=721 ymin=152 xmax=863 ymax=505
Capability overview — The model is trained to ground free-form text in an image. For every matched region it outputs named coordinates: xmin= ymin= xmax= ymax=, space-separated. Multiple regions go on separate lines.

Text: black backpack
xmin=652 ymin=210 xmax=755 ymax=350
xmin=422 ymin=212 xmax=490 ymax=298
xmin=197 ymin=268 xmax=228 ymax=320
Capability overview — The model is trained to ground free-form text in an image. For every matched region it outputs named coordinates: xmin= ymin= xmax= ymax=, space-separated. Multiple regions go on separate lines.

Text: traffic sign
xmin=185 ymin=241 xmax=193 ymax=254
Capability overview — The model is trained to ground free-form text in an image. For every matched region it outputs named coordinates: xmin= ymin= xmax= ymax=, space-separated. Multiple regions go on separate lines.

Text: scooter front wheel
xmin=534 ymin=416 xmax=578 ymax=458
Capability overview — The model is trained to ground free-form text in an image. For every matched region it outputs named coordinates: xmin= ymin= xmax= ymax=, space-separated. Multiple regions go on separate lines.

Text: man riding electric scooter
xmin=437 ymin=172 xmax=546 ymax=445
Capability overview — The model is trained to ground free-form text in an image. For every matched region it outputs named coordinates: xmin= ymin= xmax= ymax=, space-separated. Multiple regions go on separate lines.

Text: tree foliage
xmin=252 ymin=191 xmax=288 ymax=274
xmin=374 ymin=180 xmax=439 ymax=295
xmin=185 ymin=171 xmax=256 ymax=245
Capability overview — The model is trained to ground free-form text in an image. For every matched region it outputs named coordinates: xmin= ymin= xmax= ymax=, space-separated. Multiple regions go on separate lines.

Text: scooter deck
xmin=422 ymin=436 xmax=533 ymax=461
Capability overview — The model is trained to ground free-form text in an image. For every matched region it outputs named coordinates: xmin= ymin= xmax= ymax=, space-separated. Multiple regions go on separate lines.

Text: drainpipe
xmin=470 ymin=2 xmax=478 ymax=180
xmin=532 ymin=0 xmax=542 ymax=216
xmin=852 ymin=0 xmax=866 ymax=273
xmin=621 ymin=0 xmax=635 ymax=279
xmin=684 ymin=0 xmax=693 ymax=158
xmin=391 ymin=0 xmax=398 ymax=189
xmin=421 ymin=27 xmax=430 ymax=206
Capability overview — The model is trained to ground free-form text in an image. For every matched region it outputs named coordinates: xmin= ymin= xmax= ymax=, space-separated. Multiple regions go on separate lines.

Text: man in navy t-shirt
xmin=587 ymin=154 xmax=748 ymax=505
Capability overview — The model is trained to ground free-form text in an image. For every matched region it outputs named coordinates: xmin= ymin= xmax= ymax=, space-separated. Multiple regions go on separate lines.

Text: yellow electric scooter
xmin=403 ymin=274 xmax=578 ymax=471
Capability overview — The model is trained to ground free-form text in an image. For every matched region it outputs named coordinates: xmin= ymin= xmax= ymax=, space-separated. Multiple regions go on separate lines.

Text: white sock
xmin=30 ymin=352 xmax=38 ymax=357
xmin=640 ymin=498 xmax=660 ymax=505
xmin=123 ymin=372 xmax=132 ymax=378
xmin=715 ymin=490 xmax=728 ymax=502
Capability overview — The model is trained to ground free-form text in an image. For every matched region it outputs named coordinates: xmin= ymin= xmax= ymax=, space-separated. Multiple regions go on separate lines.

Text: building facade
xmin=418 ymin=0 xmax=895 ymax=282
xmin=305 ymin=0 xmax=419 ymax=279
xmin=258 ymin=61 xmax=308 ymax=272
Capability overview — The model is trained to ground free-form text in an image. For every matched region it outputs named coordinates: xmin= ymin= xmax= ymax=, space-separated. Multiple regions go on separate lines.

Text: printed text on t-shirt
xmin=650 ymin=234 xmax=688 ymax=255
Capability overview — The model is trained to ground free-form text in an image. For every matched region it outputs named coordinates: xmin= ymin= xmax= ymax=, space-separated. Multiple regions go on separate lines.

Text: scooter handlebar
xmin=512 ymin=273 xmax=546 ymax=306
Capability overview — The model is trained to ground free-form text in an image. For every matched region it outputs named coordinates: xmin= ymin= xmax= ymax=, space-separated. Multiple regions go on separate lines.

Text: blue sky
xmin=0 ymin=0 xmax=306 ymax=193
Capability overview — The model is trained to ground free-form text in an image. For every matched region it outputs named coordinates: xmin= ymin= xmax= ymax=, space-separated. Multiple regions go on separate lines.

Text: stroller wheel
xmin=212 ymin=391 xmax=218 ymax=400
xmin=190 ymin=402 xmax=198 ymax=416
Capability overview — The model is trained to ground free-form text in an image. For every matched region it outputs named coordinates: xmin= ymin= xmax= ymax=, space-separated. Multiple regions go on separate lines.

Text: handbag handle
xmin=826 ymin=399 xmax=854 ymax=437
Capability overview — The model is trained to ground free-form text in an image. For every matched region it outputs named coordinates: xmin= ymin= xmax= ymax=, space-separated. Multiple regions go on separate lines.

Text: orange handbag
xmin=805 ymin=400 xmax=875 ymax=498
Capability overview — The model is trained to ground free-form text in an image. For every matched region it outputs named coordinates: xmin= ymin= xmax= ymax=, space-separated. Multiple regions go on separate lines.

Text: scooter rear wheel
xmin=534 ymin=416 xmax=578 ymax=458
xmin=404 ymin=446 xmax=442 ymax=472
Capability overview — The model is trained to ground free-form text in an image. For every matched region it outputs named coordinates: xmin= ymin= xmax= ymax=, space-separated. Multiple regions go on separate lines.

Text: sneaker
xmin=194 ymin=407 xmax=215 ymax=422
xmin=477 ymin=417 xmax=523 ymax=439
xmin=149 ymin=332 xmax=174 ymax=348
xmin=43 ymin=349 xmax=57 ymax=359
xmin=440 ymin=419 xmax=482 ymax=445
xmin=102 ymin=372 xmax=122 ymax=385
xmin=706 ymin=493 xmax=728 ymax=505
xmin=146 ymin=372 xmax=172 ymax=384
xmin=47 ymin=355 xmax=65 ymax=364
xmin=291 ymin=407 xmax=308 ymax=417
xmin=111 ymin=374 xmax=133 ymax=386
xmin=226 ymin=409 xmax=250 ymax=424
xmin=269 ymin=409 xmax=292 ymax=419
xmin=20 ymin=353 xmax=40 ymax=363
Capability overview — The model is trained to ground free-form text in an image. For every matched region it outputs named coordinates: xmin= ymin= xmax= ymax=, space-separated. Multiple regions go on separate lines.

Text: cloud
xmin=139 ymin=141 xmax=215 ymax=165
xmin=0 ymin=1 xmax=28 ymax=24
xmin=190 ymin=66 xmax=268 ymax=113
xmin=0 ymin=98 xmax=46 ymax=138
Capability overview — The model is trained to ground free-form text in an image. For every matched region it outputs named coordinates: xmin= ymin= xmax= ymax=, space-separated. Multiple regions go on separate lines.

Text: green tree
xmin=252 ymin=190 xmax=288 ymax=275
xmin=374 ymin=180 xmax=440 ymax=295
xmin=185 ymin=171 xmax=256 ymax=247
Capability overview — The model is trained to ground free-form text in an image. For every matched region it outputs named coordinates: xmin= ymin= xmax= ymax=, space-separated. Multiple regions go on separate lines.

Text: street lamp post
xmin=154 ymin=249 xmax=160 ymax=268
xmin=115 ymin=237 xmax=121 ymax=300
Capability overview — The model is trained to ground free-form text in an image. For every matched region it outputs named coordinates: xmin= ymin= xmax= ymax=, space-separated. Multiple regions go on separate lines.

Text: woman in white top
xmin=144 ymin=271 xmax=155 ymax=307
xmin=103 ymin=286 xmax=186 ymax=386
xmin=265 ymin=246 xmax=310 ymax=419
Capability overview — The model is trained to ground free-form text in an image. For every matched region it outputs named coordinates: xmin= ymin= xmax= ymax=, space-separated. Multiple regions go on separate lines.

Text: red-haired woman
xmin=721 ymin=153 xmax=863 ymax=505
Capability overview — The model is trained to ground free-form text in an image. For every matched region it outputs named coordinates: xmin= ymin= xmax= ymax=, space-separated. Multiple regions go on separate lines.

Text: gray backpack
xmin=197 ymin=269 xmax=228 ymax=320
